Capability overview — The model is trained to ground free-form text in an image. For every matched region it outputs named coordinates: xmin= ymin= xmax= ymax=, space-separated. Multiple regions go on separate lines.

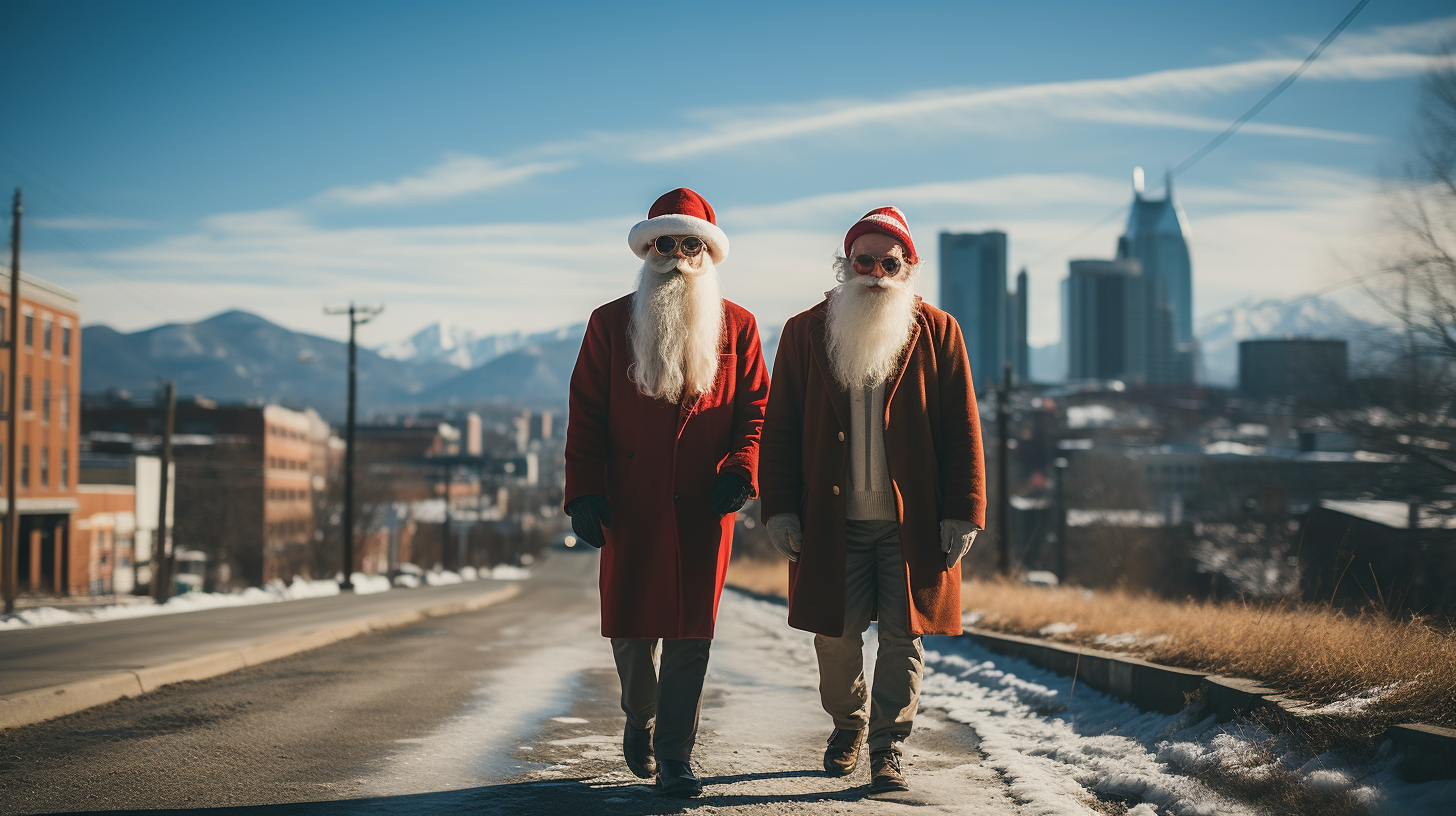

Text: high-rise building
xmin=939 ymin=231 xmax=1007 ymax=393
xmin=1011 ymin=267 xmax=1030 ymax=384
xmin=1116 ymin=168 xmax=1195 ymax=384
xmin=1064 ymin=258 xmax=1146 ymax=382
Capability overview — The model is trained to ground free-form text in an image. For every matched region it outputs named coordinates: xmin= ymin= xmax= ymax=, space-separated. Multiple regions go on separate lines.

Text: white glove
xmin=941 ymin=519 xmax=980 ymax=569
xmin=766 ymin=513 xmax=803 ymax=562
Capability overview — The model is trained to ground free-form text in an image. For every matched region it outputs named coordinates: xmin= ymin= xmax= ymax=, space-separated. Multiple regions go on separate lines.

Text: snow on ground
xmin=918 ymin=636 xmax=1456 ymax=816
xmin=0 ymin=563 xmax=529 ymax=630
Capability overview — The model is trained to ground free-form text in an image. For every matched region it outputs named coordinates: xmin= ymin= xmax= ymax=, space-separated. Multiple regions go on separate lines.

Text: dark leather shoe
xmin=868 ymin=747 xmax=909 ymax=794
xmin=823 ymin=727 xmax=866 ymax=776
xmin=623 ymin=722 xmax=656 ymax=779
xmin=655 ymin=759 xmax=703 ymax=798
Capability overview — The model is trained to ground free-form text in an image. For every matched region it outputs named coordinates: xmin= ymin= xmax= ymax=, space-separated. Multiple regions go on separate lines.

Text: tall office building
xmin=1116 ymin=168 xmax=1195 ymax=384
xmin=1063 ymin=258 xmax=1146 ymax=383
xmin=939 ymin=231 xmax=1007 ymax=393
xmin=1011 ymin=268 xmax=1029 ymax=384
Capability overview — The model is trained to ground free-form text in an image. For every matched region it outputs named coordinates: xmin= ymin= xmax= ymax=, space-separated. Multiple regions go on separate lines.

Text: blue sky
xmin=2 ymin=0 xmax=1452 ymax=347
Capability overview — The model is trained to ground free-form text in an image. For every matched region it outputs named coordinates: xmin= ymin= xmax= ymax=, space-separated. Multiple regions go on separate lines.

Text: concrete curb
xmin=0 ymin=583 xmax=522 ymax=731
xmin=963 ymin=627 xmax=1456 ymax=782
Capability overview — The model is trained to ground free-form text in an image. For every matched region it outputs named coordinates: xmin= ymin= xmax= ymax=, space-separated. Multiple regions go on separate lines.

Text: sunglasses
xmin=653 ymin=235 xmax=707 ymax=257
xmin=852 ymin=253 xmax=905 ymax=276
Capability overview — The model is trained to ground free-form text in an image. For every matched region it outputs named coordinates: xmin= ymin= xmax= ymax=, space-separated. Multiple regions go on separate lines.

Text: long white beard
xmin=628 ymin=254 xmax=724 ymax=403
xmin=825 ymin=260 xmax=918 ymax=390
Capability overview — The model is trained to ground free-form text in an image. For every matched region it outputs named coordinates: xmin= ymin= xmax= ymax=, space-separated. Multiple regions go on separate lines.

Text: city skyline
xmin=3 ymin=1 xmax=1452 ymax=349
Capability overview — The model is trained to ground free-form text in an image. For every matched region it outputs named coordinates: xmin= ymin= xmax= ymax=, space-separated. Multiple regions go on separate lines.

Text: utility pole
xmin=996 ymin=360 xmax=1012 ymax=577
xmin=324 ymin=302 xmax=383 ymax=591
xmin=441 ymin=462 xmax=452 ymax=571
xmin=150 ymin=382 xmax=175 ymax=602
xmin=3 ymin=190 xmax=20 ymax=614
xmin=1054 ymin=457 xmax=1069 ymax=584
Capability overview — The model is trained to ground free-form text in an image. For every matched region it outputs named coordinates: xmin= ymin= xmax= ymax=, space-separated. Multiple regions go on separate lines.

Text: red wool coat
xmin=759 ymin=298 xmax=986 ymax=637
xmin=564 ymin=294 xmax=770 ymax=639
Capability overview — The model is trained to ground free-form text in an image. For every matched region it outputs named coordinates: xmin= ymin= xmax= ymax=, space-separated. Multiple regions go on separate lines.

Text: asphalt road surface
xmin=0 ymin=549 xmax=1021 ymax=815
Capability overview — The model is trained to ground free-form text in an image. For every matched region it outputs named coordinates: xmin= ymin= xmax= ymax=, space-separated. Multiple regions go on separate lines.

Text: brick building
xmin=82 ymin=400 xmax=333 ymax=589
xmin=1 ymin=271 xmax=82 ymax=596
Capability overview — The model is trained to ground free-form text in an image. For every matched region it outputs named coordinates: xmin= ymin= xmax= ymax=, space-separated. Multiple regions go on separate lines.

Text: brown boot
xmin=868 ymin=746 xmax=909 ymax=793
xmin=823 ymin=727 xmax=866 ymax=776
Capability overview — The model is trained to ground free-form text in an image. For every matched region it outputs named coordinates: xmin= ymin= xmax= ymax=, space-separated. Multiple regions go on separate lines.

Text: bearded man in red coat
xmin=564 ymin=188 xmax=769 ymax=798
xmin=759 ymin=206 xmax=986 ymax=795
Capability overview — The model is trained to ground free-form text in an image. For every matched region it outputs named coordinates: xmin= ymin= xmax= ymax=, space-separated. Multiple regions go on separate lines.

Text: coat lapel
xmin=808 ymin=316 xmax=851 ymax=432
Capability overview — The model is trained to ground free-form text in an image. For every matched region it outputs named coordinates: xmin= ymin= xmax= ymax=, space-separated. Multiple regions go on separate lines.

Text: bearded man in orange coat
xmin=759 ymin=206 xmax=985 ymax=794
xmin=564 ymin=188 xmax=770 ymax=798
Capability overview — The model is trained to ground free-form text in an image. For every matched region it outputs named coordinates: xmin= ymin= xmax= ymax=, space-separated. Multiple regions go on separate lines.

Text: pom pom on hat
xmin=843 ymin=206 xmax=917 ymax=264
xmin=628 ymin=188 xmax=730 ymax=263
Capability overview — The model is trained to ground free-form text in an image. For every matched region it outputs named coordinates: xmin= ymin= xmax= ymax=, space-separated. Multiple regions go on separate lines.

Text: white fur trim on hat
xmin=628 ymin=214 xmax=729 ymax=264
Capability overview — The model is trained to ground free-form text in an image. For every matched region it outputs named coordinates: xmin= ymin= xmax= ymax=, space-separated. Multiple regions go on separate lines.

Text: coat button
xmin=832 ymin=485 xmax=840 ymax=495
xmin=837 ymin=431 xmax=845 ymax=441
xmin=674 ymin=494 xmax=681 ymax=501
xmin=627 ymin=450 xmax=634 ymax=458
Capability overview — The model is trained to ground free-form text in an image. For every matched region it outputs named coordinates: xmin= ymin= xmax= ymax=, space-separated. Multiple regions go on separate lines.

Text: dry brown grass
xmin=725 ymin=557 xmax=790 ymax=598
xmin=963 ymin=577 xmax=1456 ymax=730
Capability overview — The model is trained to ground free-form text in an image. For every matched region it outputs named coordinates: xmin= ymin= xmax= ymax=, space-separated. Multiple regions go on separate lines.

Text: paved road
xmin=0 ymin=579 xmax=517 ymax=695
xmin=0 ymin=549 xmax=1020 ymax=815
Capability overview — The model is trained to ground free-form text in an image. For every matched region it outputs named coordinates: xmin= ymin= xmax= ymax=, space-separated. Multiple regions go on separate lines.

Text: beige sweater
xmin=847 ymin=382 xmax=897 ymax=520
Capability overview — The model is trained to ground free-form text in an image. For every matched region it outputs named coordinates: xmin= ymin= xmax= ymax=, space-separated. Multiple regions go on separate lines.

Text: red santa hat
xmin=843 ymin=206 xmax=918 ymax=264
xmin=628 ymin=187 xmax=730 ymax=264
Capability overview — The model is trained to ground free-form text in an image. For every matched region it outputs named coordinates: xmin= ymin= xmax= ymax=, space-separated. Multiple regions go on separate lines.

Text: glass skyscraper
xmin=1116 ymin=170 xmax=1195 ymax=384
xmin=939 ymin=231 xmax=1007 ymax=394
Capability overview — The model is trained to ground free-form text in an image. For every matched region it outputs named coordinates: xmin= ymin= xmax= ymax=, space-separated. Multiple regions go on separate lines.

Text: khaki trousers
xmin=610 ymin=637 xmax=712 ymax=763
xmin=813 ymin=519 xmax=924 ymax=753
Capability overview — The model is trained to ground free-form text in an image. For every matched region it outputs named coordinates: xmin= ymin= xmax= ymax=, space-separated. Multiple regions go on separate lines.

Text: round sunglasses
xmin=851 ymin=253 xmax=904 ymax=276
xmin=653 ymin=235 xmax=707 ymax=257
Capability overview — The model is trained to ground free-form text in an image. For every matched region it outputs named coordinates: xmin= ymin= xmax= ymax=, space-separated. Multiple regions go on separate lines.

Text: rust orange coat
xmin=565 ymin=295 xmax=770 ymax=639
xmin=759 ymin=298 xmax=985 ymax=637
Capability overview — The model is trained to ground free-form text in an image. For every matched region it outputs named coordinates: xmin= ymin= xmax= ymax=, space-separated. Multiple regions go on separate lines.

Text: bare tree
xmin=1347 ymin=45 xmax=1456 ymax=508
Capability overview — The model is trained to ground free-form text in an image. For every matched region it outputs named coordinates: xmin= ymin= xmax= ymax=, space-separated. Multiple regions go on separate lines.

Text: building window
xmin=23 ymin=313 xmax=32 ymax=349
xmin=41 ymin=380 xmax=49 ymax=423
xmin=61 ymin=325 xmax=71 ymax=359
xmin=60 ymin=448 xmax=68 ymax=488
xmin=61 ymin=385 xmax=69 ymax=428
xmin=22 ymin=377 xmax=31 ymax=413
xmin=20 ymin=445 xmax=29 ymax=487
xmin=42 ymin=318 xmax=52 ymax=354
xmin=40 ymin=446 xmax=48 ymax=486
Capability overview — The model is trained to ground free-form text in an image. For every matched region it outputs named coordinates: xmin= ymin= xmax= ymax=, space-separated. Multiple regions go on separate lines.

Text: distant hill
xmin=81 ymin=310 xmax=461 ymax=422
xmin=418 ymin=326 xmax=587 ymax=407
xmin=377 ymin=321 xmax=585 ymax=371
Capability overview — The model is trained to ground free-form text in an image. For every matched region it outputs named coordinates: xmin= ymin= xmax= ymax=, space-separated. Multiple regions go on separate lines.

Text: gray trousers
xmin=813 ymin=519 xmax=924 ymax=753
xmin=610 ymin=637 xmax=712 ymax=763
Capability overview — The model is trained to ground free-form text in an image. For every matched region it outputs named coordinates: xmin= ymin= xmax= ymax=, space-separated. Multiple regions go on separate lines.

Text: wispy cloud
xmin=32 ymin=216 xmax=154 ymax=230
xmin=313 ymin=154 xmax=574 ymax=208
xmin=626 ymin=52 xmax=1448 ymax=162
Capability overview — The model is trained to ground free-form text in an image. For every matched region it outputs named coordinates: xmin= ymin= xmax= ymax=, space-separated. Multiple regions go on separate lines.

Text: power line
xmin=1029 ymin=0 xmax=1371 ymax=269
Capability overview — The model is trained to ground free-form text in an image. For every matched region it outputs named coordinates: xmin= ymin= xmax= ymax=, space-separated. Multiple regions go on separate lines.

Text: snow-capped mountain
xmin=378 ymin=321 xmax=586 ymax=370
xmin=1195 ymin=297 xmax=1397 ymax=386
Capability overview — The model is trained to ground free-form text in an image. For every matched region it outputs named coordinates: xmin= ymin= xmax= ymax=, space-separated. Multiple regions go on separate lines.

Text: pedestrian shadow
xmin=32 ymin=771 xmax=871 ymax=816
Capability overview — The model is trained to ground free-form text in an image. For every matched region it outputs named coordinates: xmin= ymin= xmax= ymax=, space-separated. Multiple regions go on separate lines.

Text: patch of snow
xmin=549 ymin=717 xmax=589 ymax=724
xmin=919 ymin=638 xmax=1456 ymax=816
xmin=0 ymin=574 xmax=373 ymax=630
xmin=488 ymin=564 xmax=531 ymax=580
xmin=458 ymin=566 xmax=479 ymax=581
xmin=1093 ymin=632 xmax=1169 ymax=649
xmin=392 ymin=574 xmax=422 ymax=588
xmin=351 ymin=573 xmax=392 ymax=595
xmin=1299 ymin=682 xmax=1403 ymax=717
xmin=424 ymin=569 xmax=465 ymax=586
xmin=1038 ymin=621 xmax=1078 ymax=636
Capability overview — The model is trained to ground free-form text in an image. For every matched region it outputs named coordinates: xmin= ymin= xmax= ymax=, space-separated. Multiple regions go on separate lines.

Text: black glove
xmin=707 ymin=472 xmax=752 ymax=517
xmin=566 ymin=494 xmax=611 ymax=548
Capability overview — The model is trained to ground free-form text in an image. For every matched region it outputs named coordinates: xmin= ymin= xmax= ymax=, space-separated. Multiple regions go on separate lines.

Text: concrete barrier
xmin=0 ymin=583 xmax=522 ymax=731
